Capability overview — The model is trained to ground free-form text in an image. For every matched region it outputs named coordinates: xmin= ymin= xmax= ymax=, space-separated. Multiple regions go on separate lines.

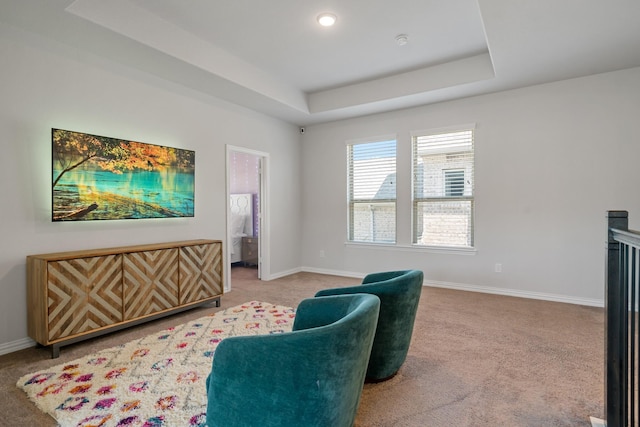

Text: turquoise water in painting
xmin=53 ymin=165 xmax=194 ymax=221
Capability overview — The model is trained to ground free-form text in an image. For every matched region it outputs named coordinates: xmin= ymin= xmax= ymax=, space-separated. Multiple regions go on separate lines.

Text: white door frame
xmin=225 ymin=145 xmax=270 ymax=292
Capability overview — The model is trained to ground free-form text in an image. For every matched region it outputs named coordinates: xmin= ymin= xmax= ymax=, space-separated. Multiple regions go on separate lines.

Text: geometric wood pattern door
xmin=47 ymin=254 xmax=123 ymax=341
xmin=123 ymin=248 xmax=179 ymax=320
xmin=179 ymin=243 xmax=223 ymax=304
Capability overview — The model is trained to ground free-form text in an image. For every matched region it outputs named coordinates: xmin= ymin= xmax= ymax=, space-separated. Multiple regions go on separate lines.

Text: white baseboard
xmin=0 ymin=337 xmax=36 ymax=356
xmin=264 ymin=267 xmax=303 ymax=281
xmin=265 ymin=266 xmax=367 ymax=281
xmin=425 ymin=279 xmax=604 ymax=307
xmin=299 ymin=267 xmax=365 ymax=280
xmin=300 ymin=267 xmax=604 ymax=307
xmin=264 ymin=267 xmax=363 ymax=281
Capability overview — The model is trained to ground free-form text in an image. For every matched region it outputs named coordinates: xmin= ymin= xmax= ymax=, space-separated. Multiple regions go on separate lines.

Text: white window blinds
xmin=347 ymin=139 xmax=397 ymax=243
xmin=412 ymin=129 xmax=474 ymax=247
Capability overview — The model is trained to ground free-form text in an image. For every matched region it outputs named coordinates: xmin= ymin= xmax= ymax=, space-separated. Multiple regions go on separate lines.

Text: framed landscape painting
xmin=52 ymin=128 xmax=195 ymax=221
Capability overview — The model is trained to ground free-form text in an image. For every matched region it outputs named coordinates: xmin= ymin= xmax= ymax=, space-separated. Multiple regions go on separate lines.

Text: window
xmin=444 ymin=169 xmax=465 ymax=197
xmin=412 ymin=129 xmax=474 ymax=248
xmin=347 ymin=139 xmax=397 ymax=243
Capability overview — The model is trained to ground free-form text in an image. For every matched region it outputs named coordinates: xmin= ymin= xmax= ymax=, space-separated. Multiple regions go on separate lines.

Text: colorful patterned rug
xmin=17 ymin=301 xmax=295 ymax=427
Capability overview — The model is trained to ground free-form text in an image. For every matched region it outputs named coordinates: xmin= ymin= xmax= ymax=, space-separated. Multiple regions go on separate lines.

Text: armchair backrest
xmin=315 ymin=269 xmax=424 ymax=381
xmin=206 ymin=293 xmax=380 ymax=427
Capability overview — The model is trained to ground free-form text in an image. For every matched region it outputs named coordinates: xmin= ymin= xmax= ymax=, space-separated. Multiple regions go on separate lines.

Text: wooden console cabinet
xmin=27 ymin=239 xmax=223 ymax=358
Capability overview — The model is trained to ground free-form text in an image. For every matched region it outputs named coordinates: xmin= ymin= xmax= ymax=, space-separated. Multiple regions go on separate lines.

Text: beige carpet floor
xmin=0 ymin=267 xmax=604 ymax=426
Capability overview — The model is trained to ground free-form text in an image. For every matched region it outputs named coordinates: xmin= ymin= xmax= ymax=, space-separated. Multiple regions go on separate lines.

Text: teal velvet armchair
xmin=315 ymin=270 xmax=423 ymax=382
xmin=206 ymin=293 xmax=380 ymax=427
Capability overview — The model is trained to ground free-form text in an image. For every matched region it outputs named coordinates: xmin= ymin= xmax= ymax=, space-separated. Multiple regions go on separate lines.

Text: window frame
xmin=411 ymin=126 xmax=475 ymax=249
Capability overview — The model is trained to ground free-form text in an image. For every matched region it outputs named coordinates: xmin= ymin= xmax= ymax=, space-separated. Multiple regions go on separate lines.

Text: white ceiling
xmin=2 ymin=0 xmax=640 ymax=125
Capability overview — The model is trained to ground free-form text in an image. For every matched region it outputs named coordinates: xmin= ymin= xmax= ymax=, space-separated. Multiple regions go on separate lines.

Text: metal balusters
xmin=606 ymin=210 xmax=640 ymax=427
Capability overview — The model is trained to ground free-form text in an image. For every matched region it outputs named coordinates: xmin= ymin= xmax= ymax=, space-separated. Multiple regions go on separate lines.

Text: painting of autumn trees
xmin=52 ymin=129 xmax=195 ymax=221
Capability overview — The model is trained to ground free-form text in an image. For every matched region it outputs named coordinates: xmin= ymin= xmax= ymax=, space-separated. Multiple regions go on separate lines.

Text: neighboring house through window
xmin=346 ymin=127 xmax=473 ymax=249
xmin=412 ymin=128 xmax=474 ymax=248
xmin=347 ymin=138 xmax=397 ymax=243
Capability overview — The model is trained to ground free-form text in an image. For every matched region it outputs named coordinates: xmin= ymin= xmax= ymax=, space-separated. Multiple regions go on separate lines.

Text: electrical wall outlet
xmin=494 ymin=263 xmax=502 ymax=273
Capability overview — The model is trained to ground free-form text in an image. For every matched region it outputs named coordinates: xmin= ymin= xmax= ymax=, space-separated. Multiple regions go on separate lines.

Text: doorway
xmin=226 ymin=145 xmax=269 ymax=292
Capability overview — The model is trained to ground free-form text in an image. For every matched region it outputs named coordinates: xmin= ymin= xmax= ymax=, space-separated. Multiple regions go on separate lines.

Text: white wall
xmin=301 ymin=67 xmax=640 ymax=305
xmin=0 ymin=25 xmax=302 ymax=352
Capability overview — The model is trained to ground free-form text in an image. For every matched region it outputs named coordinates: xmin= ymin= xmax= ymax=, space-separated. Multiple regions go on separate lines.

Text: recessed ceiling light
xmin=317 ymin=13 xmax=337 ymax=27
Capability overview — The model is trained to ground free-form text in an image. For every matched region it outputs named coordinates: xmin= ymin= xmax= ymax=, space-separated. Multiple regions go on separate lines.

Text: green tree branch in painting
xmin=52 ymin=130 xmax=123 ymax=188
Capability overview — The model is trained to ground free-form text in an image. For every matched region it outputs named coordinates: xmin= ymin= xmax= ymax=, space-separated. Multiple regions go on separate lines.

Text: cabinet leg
xmin=51 ymin=344 xmax=60 ymax=359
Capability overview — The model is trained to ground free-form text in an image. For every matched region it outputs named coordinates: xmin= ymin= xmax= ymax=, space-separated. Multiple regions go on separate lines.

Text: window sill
xmin=344 ymin=242 xmax=476 ymax=255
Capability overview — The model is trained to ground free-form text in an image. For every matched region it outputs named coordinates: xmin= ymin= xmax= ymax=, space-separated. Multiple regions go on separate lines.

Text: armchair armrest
xmin=293 ymin=294 xmax=372 ymax=331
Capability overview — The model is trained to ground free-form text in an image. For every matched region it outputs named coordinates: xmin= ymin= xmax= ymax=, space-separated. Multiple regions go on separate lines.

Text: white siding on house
xmin=350 ymin=157 xmax=396 ymax=243
xmin=351 ymin=158 xmax=396 ymax=199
